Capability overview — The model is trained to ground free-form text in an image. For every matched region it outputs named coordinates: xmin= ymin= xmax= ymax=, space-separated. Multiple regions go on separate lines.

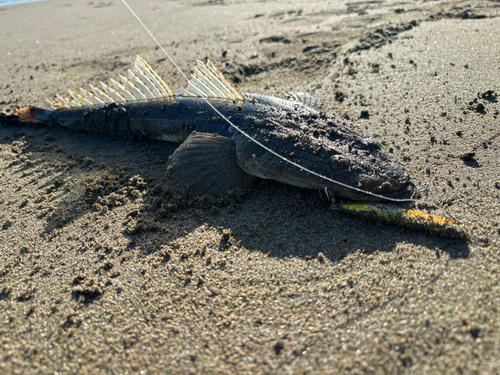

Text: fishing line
xmin=120 ymin=0 xmax=417 ymax=203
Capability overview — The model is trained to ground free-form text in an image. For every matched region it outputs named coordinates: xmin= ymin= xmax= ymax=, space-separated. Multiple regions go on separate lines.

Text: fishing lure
xmin=338 ymin=201 xmax=467 ymax=239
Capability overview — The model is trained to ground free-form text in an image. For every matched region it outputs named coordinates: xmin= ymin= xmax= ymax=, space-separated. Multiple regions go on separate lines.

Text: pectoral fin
xmin=167 ymin=133 xmax=255 ymax=196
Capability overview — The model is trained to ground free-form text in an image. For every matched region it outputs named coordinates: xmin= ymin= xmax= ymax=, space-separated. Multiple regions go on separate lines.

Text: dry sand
xmin=1 ymin=0 xmax=500 ymax=373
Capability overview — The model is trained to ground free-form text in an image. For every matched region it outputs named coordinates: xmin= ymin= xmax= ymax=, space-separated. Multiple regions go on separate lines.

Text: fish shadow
xmin=127 ymin=181 xmax=470 ymax=262
xmin=0 ymin=125 xmax=177 ymax=233
xmin=213 ymin=185 xmax=470 ymax=261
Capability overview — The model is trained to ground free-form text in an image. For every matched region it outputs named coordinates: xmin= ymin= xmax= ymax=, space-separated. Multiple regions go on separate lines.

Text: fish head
xmin=236 ymin=111 xmax=415 ymax=202
xmin=323 ymin=136 xmax=415 ymax=201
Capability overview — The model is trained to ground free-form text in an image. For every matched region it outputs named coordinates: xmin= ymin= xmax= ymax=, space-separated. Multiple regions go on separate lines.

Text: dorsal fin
xmin=183 ymin=60 xmax=244 ymax=102
xmin=47 ymin=56 xmax=174 ymax=110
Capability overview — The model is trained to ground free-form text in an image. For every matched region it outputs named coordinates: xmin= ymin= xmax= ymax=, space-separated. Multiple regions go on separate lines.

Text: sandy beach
xmin=1 ymin=0 xmax=499 ymax=373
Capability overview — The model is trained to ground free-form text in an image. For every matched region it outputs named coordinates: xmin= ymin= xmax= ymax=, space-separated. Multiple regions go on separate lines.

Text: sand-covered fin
xmin=184 ymin=60 xmax=245 ymax=102
xmin=47 ymin=55 xmax=174 ymax=110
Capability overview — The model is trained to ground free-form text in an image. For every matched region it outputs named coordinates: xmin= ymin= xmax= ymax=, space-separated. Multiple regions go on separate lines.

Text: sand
xmin=1 ymin=0 xmax=499 ymax=373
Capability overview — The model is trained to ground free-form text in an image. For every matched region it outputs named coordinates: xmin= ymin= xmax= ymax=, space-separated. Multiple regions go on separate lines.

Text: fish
xmin=0 ymin=55 xmax=416 ymax=202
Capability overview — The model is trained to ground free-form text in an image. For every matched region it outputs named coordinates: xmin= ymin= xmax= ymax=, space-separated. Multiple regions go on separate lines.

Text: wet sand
xmin=1 ymin=0 xmax=499 ymax=373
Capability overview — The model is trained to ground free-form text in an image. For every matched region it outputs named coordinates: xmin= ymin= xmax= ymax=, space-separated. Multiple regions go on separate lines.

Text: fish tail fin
xmin=0 ymin=105 xmax=46 ymax=125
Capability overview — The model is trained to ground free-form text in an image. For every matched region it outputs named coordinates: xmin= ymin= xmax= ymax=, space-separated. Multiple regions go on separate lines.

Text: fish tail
xmin=0 ymin=105 xmax=46 ymax=125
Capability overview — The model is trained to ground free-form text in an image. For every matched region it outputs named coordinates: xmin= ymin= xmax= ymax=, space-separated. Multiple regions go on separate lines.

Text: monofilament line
xmin=120 ymin=0 xmax=416 ymax=203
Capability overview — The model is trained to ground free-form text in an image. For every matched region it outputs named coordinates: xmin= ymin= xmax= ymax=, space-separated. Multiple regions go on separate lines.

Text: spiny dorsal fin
xmin=47 ymin=55 xmax=174 ymax=110
xmin=184 ymin=60 xmax=244 ymax=102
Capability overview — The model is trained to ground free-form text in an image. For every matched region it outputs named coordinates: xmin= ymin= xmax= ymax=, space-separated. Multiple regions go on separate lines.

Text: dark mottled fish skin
xmin=25 ymin=92 xmax=413 ymax=201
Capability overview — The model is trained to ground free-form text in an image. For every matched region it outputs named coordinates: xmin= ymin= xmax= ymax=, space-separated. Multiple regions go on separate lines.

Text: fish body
xmin=1 ymin=57 xmax=414 ymax=201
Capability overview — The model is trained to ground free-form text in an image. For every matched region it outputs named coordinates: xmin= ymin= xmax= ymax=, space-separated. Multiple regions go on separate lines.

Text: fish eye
xmin=330 ymin=155 xmax=347 ymax=169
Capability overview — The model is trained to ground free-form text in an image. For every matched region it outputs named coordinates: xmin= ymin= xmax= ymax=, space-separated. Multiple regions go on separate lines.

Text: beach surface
xmin=1 ymin=0 xmax=500 ymax=373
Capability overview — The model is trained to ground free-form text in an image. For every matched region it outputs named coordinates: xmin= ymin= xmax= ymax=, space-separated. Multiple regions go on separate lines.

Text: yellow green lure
xmin=339 ymin=202 xmax=467 ymax=240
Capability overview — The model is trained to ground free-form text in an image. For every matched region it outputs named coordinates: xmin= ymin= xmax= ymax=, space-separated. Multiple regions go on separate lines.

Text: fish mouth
xmin=374 ymin=181 xmax=417 ymax=200
xmin=326 ymin=180 xmax=417 ymax=202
